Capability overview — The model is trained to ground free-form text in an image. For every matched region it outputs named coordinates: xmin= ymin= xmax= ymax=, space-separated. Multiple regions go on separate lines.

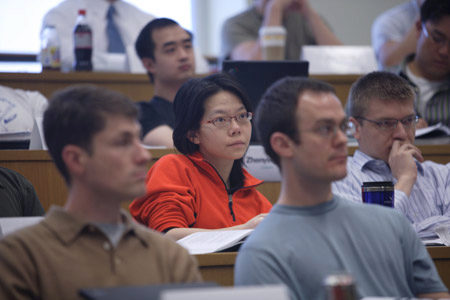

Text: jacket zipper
xmin=188 ymin=156 xmax=261 ymax=223
xmin=228 ymin=193 xmax=236 ymax=222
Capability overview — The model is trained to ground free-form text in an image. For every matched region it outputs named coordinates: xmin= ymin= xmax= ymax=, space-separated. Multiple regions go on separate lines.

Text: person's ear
xmin=62 ymin=145 xmax=89 ymax=178
xmin=187 ymin=130 xmax=200 ymax=144
xmin=270 ymin=132 xmax=295 ymax=159
xmin=349 ymin=117 xmax=362 ymax=140
xmin=141 ymin=57 xmax=156 ymax=73
xmin=415 ymin=19 xmax=422 ymax=37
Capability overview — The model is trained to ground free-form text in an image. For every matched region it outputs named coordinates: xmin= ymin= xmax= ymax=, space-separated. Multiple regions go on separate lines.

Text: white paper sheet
xmin=415 ymin=122 xmax=450 ymax=138
xmin=177 ymin=229 xmax=253 ymax=255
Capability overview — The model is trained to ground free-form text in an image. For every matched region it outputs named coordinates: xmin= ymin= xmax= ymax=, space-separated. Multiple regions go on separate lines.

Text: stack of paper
xmin=435 ymin=225 xmax=450 ymax=246
xmin=415 ymin=123 xmax=450 ymax=138
xmin=177 ymin=229 xmax=253 ymax=255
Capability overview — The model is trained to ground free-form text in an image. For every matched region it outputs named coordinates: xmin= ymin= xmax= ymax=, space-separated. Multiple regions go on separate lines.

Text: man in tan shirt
xmin=0 ymin=85 xmax=201 ymax=300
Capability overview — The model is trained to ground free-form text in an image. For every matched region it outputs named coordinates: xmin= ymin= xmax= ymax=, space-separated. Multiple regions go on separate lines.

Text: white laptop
xmin=29 ymin=116 xmax=47 ymax=150
xmin=161 ymin=284 xmax=289 ymax=300
xmin=301 ymin=45 xmax=378 ymax=75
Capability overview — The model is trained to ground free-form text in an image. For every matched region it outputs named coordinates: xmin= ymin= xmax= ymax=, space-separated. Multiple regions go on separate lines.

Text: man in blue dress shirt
xmin=333 ymin=71 xmax=450 ymax=239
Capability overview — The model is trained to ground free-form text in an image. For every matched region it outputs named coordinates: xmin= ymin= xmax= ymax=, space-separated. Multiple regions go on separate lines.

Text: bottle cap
xmin=78 ymin=9 xmax=86 ymax=15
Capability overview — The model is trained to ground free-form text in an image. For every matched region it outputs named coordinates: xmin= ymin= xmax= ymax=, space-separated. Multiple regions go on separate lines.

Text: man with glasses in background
xmin=333 ymin=71 xmax=450 ymax=239
xmin=397 ymin=0 xmax=450 ymax=127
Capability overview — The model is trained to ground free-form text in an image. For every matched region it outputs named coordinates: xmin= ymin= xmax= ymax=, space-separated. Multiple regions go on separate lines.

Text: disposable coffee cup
xmin=324 ymin=273 xmax=358 ymax=300
xmin=361 ymin=181 xmax=394 ymax=207
xmin=259 ymin=26 xmax=286 ymax=60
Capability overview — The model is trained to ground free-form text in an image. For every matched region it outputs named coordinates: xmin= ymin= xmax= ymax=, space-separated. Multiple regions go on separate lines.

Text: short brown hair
xmin=44 ymin=84 xmax=138 ymax=184
xmin=348 ymin=71 xmax=415 ymax=118
xmin=256 ymin=77 xmax=336 ymax=168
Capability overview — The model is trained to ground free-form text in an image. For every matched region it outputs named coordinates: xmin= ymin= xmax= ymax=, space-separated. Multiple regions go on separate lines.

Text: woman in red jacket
xmin=130 ymin=73 xmax=272 ymax=240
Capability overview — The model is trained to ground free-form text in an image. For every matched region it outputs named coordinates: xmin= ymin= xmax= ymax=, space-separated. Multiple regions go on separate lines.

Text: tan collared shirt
xmin=0 ymin=206 xmax=202 ymax=300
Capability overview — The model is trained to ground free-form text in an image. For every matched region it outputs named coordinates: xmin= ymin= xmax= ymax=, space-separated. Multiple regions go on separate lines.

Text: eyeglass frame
xmin=354 ymin=115 xmax=419 ymax=131
xmin=203 ymin=111 xmax=253 ymax=129
xmin=301 ymin=119 xmax=355 ymax=139
xmin=421 ymin=22 xmax=450 ymax=51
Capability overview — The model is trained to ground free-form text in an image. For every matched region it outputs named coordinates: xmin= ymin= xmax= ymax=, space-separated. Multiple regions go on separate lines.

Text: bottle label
xmin=49 ymin=46 xmax=61 ymax=68
xmin=40 ymin=46 xmax=61 ymax=69
xmin=74 ymin=32 xmax=92 ymax=49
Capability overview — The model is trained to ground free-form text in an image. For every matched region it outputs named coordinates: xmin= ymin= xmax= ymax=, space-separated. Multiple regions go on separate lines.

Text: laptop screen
xmin=222 ymin=60 xmax=309 ymax=143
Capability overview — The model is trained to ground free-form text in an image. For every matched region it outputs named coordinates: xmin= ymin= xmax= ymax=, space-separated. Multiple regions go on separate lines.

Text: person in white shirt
xmin=0 ymin=85 xmax=47 ymax=148
xmin=371 ymin=0 xmax=424 ymax=70
xmin=41 ymin=0 xmax=208 ymax=73
xmin=397 ymin=0 xmax=450 ymax=127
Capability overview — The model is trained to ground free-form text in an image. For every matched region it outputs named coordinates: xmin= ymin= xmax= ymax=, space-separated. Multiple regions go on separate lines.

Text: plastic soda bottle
xmin=40 ymin=25 xmax=61 ymax=70
xmin=73 ymin=9 xmax=92 ymax=71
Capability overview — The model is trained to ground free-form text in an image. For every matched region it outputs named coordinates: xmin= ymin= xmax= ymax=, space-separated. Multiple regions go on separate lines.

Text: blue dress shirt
xmin=332 ymin=150 xmax=450 ymax=238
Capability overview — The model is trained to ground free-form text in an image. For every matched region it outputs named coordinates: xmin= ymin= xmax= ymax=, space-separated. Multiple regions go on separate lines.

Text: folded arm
xmin=230 ymin=0 xmax=340 ymax=60
xmin=376 ymin=21 xmax=418 ymax=68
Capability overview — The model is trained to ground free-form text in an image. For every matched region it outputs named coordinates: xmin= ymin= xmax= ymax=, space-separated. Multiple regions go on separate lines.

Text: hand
xmin=294 ymin=0 xmax=313 ymax=16
xmin=263 ymin=0 xmax=312 ymax=27
xmin=268 ymin=0 xmax=298 ymax=11
xmin=242 ymin=213 xmax=268 ymax=229
xmin=388 ymin=140 xmax=423 ymax=196
xmin=265 ymin=0 xmax=305 ymax=16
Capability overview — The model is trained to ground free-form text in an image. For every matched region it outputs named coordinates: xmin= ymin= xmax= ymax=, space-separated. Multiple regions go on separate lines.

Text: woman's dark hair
xmin=173 ymin=72 xmax=252 ymax=190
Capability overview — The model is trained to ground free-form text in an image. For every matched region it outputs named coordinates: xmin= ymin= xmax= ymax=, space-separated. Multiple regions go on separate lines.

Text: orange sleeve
xmin=129 ymin=155 xmax=198 ymax=232
xmin=259 ymin=191 xmax=273 ymax=213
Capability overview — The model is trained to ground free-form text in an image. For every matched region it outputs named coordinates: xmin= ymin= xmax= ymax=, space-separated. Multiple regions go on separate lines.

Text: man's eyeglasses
xmin=422 ymin=23 xmax=450 ymax=51
xmin=205 ymin=112 xmax=253 ymax=129
xmin=355 ymin=115 xmax=419 ymax=131
xmin=305 ymin=120 xmax=355 ymax=139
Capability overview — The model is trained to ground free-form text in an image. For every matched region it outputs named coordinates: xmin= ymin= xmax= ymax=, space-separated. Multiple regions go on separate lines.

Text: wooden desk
xmin=0 ymin=149 xmax=175 ymax=211
xmin=195 ymin=253 xmax=236 ymax=286
xmin=0 ymin=71 xmax=153 ymax=101
xmin=427 ymin=246 xmax=450 ymax=290
xmin=0 ymin=72 xmax=359 ymax=105
xmin=311 ymin=74 xmax=360 ymax=106
xmin=0 ymin=143 xmax=449 ymax=209
xmin=196 ymin=247 xmax=450 ymax=289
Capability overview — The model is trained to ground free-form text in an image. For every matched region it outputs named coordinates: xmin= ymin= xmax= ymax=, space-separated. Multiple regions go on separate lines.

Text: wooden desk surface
xmin=0 ymin=72 xmax=359 ymax=105
xmin=427 ymin=246 xmax=450 ymax=290
xmin=196 ymin=247 xmax=450 ymax=289
xmin=195 ymin=253 xmax=237 ymax=286
xmin=0 ymin=143 xmax=449 ymax=209
xmin=0 ymin=149 xmax=176 ymax=211
xmin=0 ymin=71 xmax=154 ymax=102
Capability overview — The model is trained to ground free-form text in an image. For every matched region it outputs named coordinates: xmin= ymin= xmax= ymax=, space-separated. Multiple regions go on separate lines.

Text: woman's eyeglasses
xmin=205 ymin=112 xmax=253 ymax=129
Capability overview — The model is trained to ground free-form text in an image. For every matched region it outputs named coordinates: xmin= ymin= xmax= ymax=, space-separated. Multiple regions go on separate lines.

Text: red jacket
xmin=130 ymin=152 xmax=272 ymax=232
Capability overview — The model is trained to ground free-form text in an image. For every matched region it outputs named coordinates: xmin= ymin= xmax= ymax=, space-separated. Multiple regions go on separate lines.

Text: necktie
xmin=106 ymin=5 xmax=125 ymax=53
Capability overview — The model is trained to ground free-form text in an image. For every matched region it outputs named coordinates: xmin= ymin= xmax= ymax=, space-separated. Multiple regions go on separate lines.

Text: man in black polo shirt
xmin=135 ymin=18 xmax=196 ymax=148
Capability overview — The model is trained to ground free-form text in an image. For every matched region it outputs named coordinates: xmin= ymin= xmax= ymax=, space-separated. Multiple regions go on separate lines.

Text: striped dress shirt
xmin=332 ymin=150 xmax=450 ymax=239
